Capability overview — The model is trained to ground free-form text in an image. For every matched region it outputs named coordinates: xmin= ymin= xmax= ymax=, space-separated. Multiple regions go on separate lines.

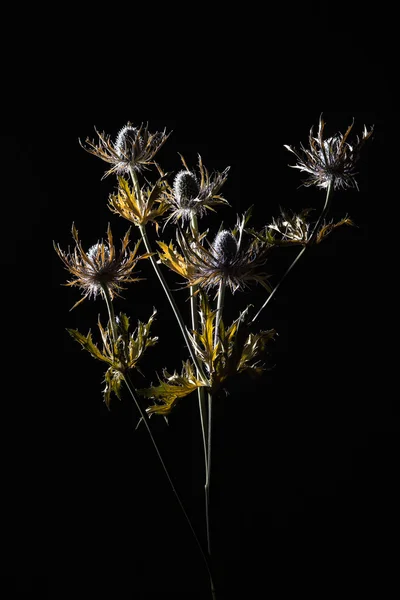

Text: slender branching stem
xmin=127 ymin=169 xmax=209 ymax=386
xmin=205 ymin=279 xmax=227 ymax=557
xmin=129 ymin=165 xmax=142 ymax=211
xmin=101 ymin=279 xmax=216 ymax=598
xmin=123 ymin=373 xmax=217 ymax=599
xmin=214 ymin=279 xmax=226 ymax=348
xmin=189 ymin=213 xmax=209 ymax=553
xmin=205 ymin=390 xmax=213 ymax=556
xmin=190 ymin=213 xmax=208 ymax=473
xmin=251 ymin=180 xmax=334 ymax=324
xmin=101 ymin=283 xmax=119 ymax=348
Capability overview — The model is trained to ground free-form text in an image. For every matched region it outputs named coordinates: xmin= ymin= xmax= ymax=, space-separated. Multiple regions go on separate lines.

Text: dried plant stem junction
xmin=101 ymin=281 xmax=217 ymax=599
xmin=251 ymin=180 xmax=334 ymax=324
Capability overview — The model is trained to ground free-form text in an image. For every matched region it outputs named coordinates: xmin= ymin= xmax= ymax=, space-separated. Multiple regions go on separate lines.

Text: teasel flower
xmin=54 ymin=224 xmax=150 ymax=309
xmin=284 ymin=115 xmax=373 ymax=190
xmin=158 ymin=208 xmax=272 ymax=294
xmin=249 ymin=208 xmax=354 ymax=247
xmin=109 ymin=175 xmax=170 ymax=232
xmin=80 ymin=123 xmax=171 ymax=178
xmin=68 ymin=310 xmax=158 ymax=408
xmin=163 ymin=154 xmax=230 ymax=226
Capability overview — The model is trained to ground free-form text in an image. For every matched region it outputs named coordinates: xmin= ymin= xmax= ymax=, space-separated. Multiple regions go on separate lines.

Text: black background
xmin=0 ymin=20 xmax=394 ymax=592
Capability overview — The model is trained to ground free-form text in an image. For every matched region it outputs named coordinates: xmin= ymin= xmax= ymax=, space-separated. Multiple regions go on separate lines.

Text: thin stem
xmin=129 ymin=165 xmax=142 ymax=211
xmin=139 ymin=222 xmax=209 ymax=385
xmin=128 ymin=168 xmax=208 ymax=386
xmin=205 ymin=391 xmax=213 ymax=556
xmin=251 ymin=180 xmax=334 ymax=324
xmin=190 ymin=213 xmax=208 ymax=472
xmin=214 ymin=279 xmax=226 ymax=348
xmin=101 ymin=283 xmax=118 ymax=348
xmin=123 ymin=373 xmax=217 ymax=599
xmin=189 ymin=212 xmax=209 ymax=554
xmin=205 ymin=279 xmax=227 ymax=557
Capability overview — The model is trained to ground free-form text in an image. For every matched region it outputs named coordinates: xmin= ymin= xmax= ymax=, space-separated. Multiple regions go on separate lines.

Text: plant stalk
xmin=101 ymin=283 xmax=119 ymax=348
xmin=205 ymin=279 xmax=227 ymax=556
xmin=128 ymin=168 xmax=209 ymax=386
xmin=190 ymin=213 xmax=208 ymax=473
xmin=189 ymin=212 xmax=210 ymax=552
xmin=251 ymin=180 xmax=334 ymax=324
xmin=101 ymin=278 xmax=216 ymax=598
xmin=123 ymin=373 xmax=217 ymax=599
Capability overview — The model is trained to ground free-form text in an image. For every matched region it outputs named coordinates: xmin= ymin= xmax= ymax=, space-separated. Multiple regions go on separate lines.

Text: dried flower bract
xmin=284 ymin=116 xmax=373 ymax=190
xmin=80 ymin=123 xmax=170 ymax=178
xmin=164 ymin=154 xmax=230 ymax=225
xmin=54 ymin=224 xmax=149 ymax=309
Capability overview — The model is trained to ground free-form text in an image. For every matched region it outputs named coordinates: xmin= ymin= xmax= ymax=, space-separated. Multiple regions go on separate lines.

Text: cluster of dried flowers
xmin=54 ymin=116 xmax=373 ymax=596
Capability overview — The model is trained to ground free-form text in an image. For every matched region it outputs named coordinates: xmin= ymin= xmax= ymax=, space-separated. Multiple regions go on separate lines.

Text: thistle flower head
xmin=284 ymin=116 xmax=373 ymax=190
xmin=54 ymin=224 xmax=148 ymax=309
xmin=173 ymin=209 xmax=271 ymax=294
xmin=173 ymin=170 xmax=201 ymax=207
xmin=211 ymin=230 xmax=238 ymax=265
xmin=80 ymin=122 xmax=171 ymax=178
xmin=164 ymin=154 xmax=230 ymax=225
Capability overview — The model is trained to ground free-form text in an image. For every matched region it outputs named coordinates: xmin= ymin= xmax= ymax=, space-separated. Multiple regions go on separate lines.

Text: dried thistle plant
xmin=284 ymin=115 xmax=373 ymax=190
xmin=80 ymin=123 xmax=171 ymax=177
xmin=163 ymin=154 xmax=230 ymax=226
xmin=55 ymin=115 xmax=373 ymax=600
xmin=53 ymin=223 xmax=149 ymax=309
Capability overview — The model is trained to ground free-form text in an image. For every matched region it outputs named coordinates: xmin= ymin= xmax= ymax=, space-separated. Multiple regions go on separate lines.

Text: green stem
xmin=123 ymin=373 xmax=217 ymax=599
xmin=251 ymin=180 xmax=334 ymax=324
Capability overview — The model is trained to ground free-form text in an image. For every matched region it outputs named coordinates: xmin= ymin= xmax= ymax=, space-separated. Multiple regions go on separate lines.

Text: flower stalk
xmin=129 ymin=163 xmax=208 ymax=385
xmin=101 ymin=278 xmax=217 ymax=597
xmin=251 ymin=180 xmax=334 ymax=324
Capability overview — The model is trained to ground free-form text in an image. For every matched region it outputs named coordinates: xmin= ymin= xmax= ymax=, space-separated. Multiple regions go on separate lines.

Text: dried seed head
xmin=87 ymin=243 xmax=110 ymax=263
xmin=115 ymin=125 xmax=142 ymax=158
xmin=284 ymin=116 xmax=373 ymax=190
xmin=212 ymin=230 xmax=238 ymax=265
xmin=173 ymin=171 xmax=200 ymax=207
xmin=80 ymin=123 xmax=170 ymax=177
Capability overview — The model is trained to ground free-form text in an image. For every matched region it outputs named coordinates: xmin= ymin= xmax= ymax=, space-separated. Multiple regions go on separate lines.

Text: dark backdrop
xmin=1 ymin=110 xmax=394 ymax=597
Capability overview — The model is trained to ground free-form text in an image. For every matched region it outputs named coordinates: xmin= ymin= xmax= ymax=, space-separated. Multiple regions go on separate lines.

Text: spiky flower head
xmin=54 ymin=224 xmax=149 ymax=309
xmin=80 ymin=122 xmax=170 ymax=178
xmin=164 ymin=154 xmax=230 ymax=225
xmin=170 ymin=209 xmax=272 ymax=294
xmin=284 ymin=116 xmax=373 ymax=190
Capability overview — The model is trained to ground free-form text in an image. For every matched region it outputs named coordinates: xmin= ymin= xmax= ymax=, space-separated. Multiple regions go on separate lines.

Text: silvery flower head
xmin=164 ymin=154 xmax=230 ymax=226
xmin=177 ymin=211 xmax=271 ymax=294
xmin=284 ymin=116 xmax=373 ymax=190
xmin=54 ymin=224 xmax=146 ymax=309
xmin=80 ymin=122 xmax=170 ymax=178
